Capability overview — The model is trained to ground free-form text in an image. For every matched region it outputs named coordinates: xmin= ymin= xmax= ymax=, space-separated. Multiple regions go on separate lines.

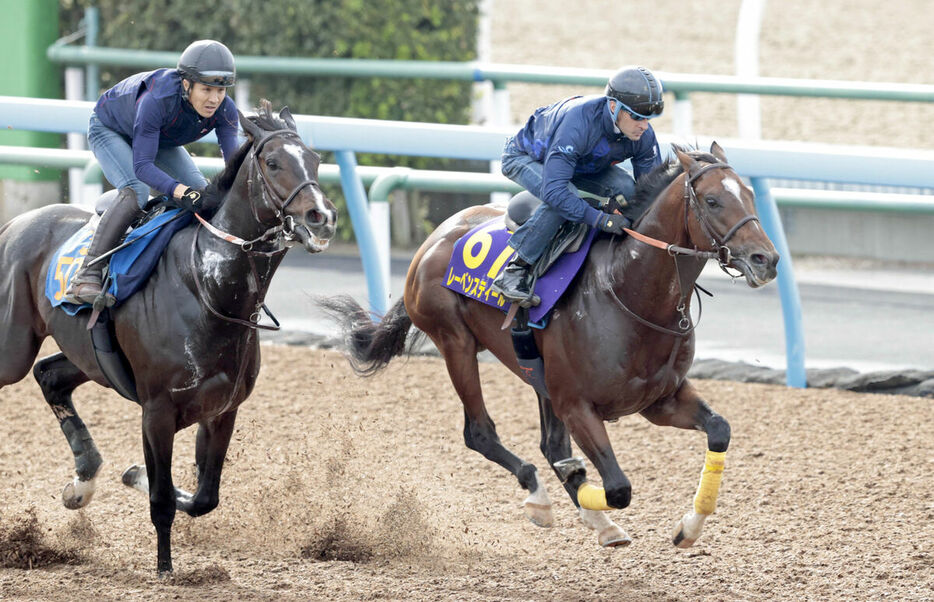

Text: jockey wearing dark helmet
xmin=490 ymin=65 xmax=665 ymax=307
xmin=63 ymin=40 xmax=239 ymax=306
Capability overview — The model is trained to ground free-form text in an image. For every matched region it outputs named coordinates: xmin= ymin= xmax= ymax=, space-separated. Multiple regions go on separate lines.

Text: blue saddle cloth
xmin=46 ymin=209 xmax=193 ymax=315
xmin=441 ymin=217 xmax=597 ymax=327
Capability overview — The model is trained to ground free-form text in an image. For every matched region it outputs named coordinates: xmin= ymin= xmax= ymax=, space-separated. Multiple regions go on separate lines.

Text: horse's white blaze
xmin=722 ymin=177 xmax=742 ymax=202
xmin=283 ymin=144 xmax=310 ymax=182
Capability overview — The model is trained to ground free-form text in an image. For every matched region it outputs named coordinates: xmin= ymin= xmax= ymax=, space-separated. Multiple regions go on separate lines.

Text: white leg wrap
xmin=522 ymin=472 xmax=554 ymax=527
xmin=578 ymin=507 xmax=632 ymax=547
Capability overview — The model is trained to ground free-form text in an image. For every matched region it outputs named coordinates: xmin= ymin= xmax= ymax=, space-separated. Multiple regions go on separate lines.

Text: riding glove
xmin=176 ymin=187 xmax=204 ymax=213
xmin=594 ymin=212 xmax=632 ymax=236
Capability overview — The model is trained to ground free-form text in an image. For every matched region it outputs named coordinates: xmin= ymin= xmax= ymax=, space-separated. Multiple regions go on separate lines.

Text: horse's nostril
xmin=307 ymin=210 xmax=324 ymax=226
xmin=750 ymin=253 xmax=768 ymax=266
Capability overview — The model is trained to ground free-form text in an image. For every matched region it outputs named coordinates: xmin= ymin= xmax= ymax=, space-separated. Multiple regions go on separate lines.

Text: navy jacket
xmin=94 ymin=68 xmax=239 ymax=196
xmin=512 ymin=94 xmax=661 ymax=225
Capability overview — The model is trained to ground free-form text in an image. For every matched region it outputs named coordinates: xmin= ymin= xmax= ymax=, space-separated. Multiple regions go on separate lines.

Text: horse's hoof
xmin=62 ymin=477 xmax=96 ymax=509
xmin=598 ymin=525 xmax=632 ymax=547
xmin=121 ymin=464 xmax=149 ymax=494
xmin=672 ymin=511 xmax=706 ymax=548
xmin=62 ymin=462 xmax=102 ymax=509
xmin=523 ymin=501 xmax=554 ymax=528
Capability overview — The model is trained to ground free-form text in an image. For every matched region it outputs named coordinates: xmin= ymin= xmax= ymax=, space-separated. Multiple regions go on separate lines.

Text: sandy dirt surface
xmin=1 ymin=341 xmax=932 ymax=601
xmin=489 ymin=0 xmax=934 ymax=149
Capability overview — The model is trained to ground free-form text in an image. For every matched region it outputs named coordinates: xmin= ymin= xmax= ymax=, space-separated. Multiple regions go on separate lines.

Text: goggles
xmin=619 ymin=100 xmax=664 ymax=121
xmin=197 ymin=71 xmax=236 ymax=88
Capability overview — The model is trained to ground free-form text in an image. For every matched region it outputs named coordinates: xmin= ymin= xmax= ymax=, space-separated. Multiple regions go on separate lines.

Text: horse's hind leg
xmin=32 ymin=353 xmax=101 ymax=509
xmin=122 ymin=410 xmax=238 ymax=518
xmin=437 ymin=341 xmax=546 ymax=525
xmin=537 ymin=394 xmax=630 ymax=546
xmin=640 ymin=379 xmax=730 ymax=549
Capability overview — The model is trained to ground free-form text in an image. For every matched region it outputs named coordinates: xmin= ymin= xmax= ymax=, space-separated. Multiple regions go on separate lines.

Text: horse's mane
xmin=628 ymin=144 xmax=721 ymax=223
xmin=199 ymin=100 xmax=290 ymax=216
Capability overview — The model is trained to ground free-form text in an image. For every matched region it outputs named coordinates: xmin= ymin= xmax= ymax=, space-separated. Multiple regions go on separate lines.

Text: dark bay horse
xmin=0 ymin=102 xmax=336 ymax=573
xmin=322 ymin=143 xmax=778 ymax=549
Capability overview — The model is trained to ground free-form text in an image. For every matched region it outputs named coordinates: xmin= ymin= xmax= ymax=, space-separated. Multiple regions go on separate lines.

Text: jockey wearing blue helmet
xmin=63 ymin=40 xmax=239 ymax=306
xmin=490 ymin=66 xmax=665 ymax=307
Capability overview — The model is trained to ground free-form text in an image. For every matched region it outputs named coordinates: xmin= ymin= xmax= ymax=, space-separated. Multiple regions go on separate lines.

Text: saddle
xmin=504 ymin=191 xmax=590 ymax=280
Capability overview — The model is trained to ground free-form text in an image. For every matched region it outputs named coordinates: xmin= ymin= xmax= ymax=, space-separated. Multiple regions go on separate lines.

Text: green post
xmin=0 ymin=0 xmax=63 ymax=219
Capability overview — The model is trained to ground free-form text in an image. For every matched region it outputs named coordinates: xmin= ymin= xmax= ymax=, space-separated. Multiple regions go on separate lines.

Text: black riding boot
xmin=491 ymin=257 xmax=541 ymax=307
xmin=63 ymin=188 xmax=144 ymax=306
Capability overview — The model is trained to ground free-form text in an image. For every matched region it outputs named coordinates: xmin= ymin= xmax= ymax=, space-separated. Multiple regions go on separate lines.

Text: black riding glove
xmin=594 ymin=212 xmax=631 ymax=236
xmin=605 ymin=194 xmax=628 ymax=215
xmin=176 ymin=187 xmax=203 ymax=213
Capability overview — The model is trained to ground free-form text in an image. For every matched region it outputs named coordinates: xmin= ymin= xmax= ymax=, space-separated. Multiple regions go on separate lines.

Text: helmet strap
xmin=607 ymin=98 xmax=623 ymax=123
xmin=181 ymin=77 xmax=192 ymax=102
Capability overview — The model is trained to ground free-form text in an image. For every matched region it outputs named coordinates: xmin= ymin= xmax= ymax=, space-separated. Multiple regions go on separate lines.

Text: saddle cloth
xmin=441 ymin=217 xmax=596 ymax=324
xmin=45 ymin=208 xmax=193 ymax=315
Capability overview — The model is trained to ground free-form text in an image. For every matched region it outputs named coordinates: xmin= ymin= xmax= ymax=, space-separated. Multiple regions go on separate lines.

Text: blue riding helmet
xmin=605 ymin=66 xmax=664 ymax=122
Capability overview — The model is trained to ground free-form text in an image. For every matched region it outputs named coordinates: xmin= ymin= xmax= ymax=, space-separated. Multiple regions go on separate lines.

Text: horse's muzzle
xmin=731 ymin=247 xmax=780 ymax=288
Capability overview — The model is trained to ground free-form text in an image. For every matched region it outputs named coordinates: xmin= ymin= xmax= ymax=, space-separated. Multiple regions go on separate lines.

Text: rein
xmin=187 ymin=127 xmax=317 ymax=331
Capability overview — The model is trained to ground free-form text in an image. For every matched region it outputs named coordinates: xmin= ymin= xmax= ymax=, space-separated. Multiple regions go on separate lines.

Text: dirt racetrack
xmin=1 ymin=341 xmax=932 ymax=601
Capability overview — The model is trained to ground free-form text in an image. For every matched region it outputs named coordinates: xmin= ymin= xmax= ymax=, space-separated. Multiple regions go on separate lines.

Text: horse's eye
xmin=705 ymin=196 xmax=720 ymax=208
xmin=266 ymin=159 xmax=279 ymax=170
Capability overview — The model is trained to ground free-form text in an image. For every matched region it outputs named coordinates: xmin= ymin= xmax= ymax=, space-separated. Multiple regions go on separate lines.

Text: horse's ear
xmin=674 ymin=147 xmax=698 ymax=175
xmin=238 ymin=109 xmax=263 ymax=142
xmin=710 ymin=141 xmax=728 ymax=163
xmin=279 ymin=107 xmax=297 ymax=131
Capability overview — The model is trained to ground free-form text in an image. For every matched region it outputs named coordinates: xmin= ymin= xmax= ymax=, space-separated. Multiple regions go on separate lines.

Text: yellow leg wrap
xmin=692 ymin=450 xmax=726 ymax=515
xmin=577 ymin=483 xmax=613 ymax=511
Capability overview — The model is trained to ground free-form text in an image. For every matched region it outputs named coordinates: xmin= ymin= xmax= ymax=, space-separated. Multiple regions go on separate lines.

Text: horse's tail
xmin=318 ymin=294 xmax=423 ymax=376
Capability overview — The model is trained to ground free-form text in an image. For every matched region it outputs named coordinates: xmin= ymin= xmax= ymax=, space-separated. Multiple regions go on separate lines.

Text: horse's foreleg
xmin=181 ymin=410 xmax=238 ymax=517
xmin=122 ymin=411 xmax=238 ymax=518
xmin=640 ymin=380 xmax=730 ymax=549
xmin=140 ymin=405 xmax=178 ymax=574
xmin=441 ymin=346 xmax=543 ymax=524
xmin=32 ymin=353 xmax=101 ymax=510
xmin=561 ymin=400 xmax=633 ymax=546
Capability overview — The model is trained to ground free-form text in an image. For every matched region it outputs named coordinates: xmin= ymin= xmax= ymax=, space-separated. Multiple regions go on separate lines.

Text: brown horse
xmin=321 ymin=143 xmax=778 ymax=549
xmin=0 ymin=102 xmax=337 ymax=573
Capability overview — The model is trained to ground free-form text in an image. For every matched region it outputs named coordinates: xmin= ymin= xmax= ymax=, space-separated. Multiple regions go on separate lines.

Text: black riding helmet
xmin=177 ymin=40 xmax=236 ymax=89
xmin=605 ymin=66 xmax=664 ymax=119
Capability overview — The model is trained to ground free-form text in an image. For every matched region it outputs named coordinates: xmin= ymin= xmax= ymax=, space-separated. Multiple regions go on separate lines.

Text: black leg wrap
xmin=511 ymin=326 xmax=550 ymax=398
xmin=517 ymin=463 xmax=538 ymax=492
xmin=61 ymin=416 xmax=103 ymax=481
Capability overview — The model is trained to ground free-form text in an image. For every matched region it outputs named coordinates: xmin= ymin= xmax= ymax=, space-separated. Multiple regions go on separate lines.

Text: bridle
xmin=189 ymin=128 xmax=321 ymax=331
xmin=610 ymin=161 xmax=760 ymax=337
